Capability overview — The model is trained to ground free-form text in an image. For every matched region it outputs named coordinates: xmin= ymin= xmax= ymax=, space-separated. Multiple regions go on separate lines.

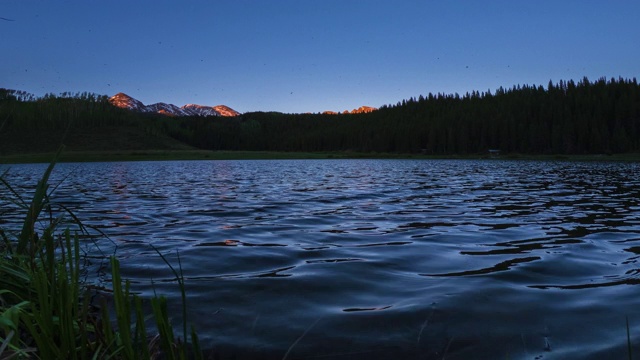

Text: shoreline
xmin=1 ymin=150 xmax=640 ymax=164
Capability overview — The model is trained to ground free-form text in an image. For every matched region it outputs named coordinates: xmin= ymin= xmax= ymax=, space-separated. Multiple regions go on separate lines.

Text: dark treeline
xmin=171 ymin=76 xmax=640 ymax=154
xmin=1 ymin=89 xmax=141 ymax=130
xmin=376 ymin=76 xmax=640 ymax=154
xmin=2 ymin=77 xmax=640 ymax=155
xmin=0 ymin=89 xmax=181 ymax=154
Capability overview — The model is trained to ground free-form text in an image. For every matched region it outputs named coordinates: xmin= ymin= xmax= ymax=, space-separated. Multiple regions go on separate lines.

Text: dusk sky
xmin=2 ymin=1 xmax=639 ymax=114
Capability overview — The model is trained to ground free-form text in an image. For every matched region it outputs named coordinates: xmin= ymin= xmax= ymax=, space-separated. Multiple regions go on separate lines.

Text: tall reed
xmin=0 ymin=147 xmax=202 ymax=359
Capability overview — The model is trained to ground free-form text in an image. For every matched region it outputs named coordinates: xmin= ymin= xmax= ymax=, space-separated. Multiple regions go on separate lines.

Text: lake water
xmin=2 ymin=159 xmax=640 ymax=359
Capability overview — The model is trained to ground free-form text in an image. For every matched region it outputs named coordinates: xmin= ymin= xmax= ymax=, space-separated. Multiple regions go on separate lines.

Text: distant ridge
xmin=109 ymin=93 xmax=240 ymax=117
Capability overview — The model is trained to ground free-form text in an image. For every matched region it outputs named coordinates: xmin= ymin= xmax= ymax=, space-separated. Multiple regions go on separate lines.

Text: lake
xmin=2 ymin=159 xmax=640 ymax=359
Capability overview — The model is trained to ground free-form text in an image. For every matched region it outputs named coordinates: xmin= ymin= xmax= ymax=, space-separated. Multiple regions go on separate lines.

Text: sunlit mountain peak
xmin=108 ymin=93 xmax=240 ymax=117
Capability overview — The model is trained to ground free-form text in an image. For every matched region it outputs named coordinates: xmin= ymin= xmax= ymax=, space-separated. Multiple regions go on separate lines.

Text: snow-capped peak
xmin=108 ymin=93 xmax=240 ymax=117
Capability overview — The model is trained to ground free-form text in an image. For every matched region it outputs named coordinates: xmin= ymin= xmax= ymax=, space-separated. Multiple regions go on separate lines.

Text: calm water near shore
xmin=2 ymin=159 xmax=640 ymax=359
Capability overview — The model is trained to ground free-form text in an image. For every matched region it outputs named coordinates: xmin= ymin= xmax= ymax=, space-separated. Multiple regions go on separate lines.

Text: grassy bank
xmin=2 ymin=150 xmax=640 ymax=164
xmin=0 ymin=148 xmax=202 ymax=359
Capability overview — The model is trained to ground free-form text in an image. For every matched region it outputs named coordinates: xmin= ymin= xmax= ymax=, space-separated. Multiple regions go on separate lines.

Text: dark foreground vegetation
xmin=0 ymin=149 xmax=203 ymax=359
xmin=1 ymin=76 xmax=639 ymax=157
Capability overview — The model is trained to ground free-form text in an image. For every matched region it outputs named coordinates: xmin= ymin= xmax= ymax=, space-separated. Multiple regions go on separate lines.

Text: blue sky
xmin=2 ymin=1 xmax=639 ymax=113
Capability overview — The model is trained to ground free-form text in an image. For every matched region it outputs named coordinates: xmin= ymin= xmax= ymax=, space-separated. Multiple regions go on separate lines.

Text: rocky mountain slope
xmin=109 ymin=93 xmax=240 ymax=117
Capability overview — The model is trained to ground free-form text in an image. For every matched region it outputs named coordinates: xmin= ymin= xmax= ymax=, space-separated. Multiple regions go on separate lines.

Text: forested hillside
xmin=176 ymin=76 xmax=639 ymax=154
xmin=0 ymin=90 xmax=191 ymax=154
xmin=373 ymin=76 xmax=640 ymax=154
xmin=2 ymin=77 xmax=639 ymax=155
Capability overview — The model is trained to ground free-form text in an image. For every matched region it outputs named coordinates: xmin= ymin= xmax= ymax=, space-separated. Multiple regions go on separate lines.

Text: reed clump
xmin=0 ymin=147 xmax=201 ymax=359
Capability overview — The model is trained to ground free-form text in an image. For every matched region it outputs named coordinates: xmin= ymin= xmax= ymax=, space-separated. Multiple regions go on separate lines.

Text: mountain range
xmin=109 ymin=93 xmax=240 ymax=117
xmin=109 ymin=92 xmax=377 ymax=117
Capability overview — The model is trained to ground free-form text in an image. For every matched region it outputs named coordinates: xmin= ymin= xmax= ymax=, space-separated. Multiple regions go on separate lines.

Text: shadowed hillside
xmin=0 ymin=90 xmax=193 ymax=155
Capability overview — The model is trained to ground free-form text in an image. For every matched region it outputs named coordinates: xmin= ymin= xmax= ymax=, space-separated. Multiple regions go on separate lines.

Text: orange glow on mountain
xmin=323 ymin=106 xmax=377 ymax=115
xmin=108 ymin=93 xmax=240 ymax=117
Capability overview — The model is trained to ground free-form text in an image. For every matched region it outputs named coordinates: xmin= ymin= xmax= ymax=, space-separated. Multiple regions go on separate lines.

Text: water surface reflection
xmin=2 ymin=159 xmax=640 ymax=359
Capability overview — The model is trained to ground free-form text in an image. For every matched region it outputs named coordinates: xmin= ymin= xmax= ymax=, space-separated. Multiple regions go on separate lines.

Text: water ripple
xmin=2 ymin=159 xmax=640 ymax=359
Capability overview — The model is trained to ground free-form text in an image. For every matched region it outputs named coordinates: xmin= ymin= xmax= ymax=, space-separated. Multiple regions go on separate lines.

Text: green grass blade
xmin=152 ymin=247 xmax=189 ymax=345
xmin=151 ymin=295 xmax=175 ymax=360
xmin=109 ymin=256 xmax=134 ymax=359
xmin=191 ymin=325 xmax=202 ymax=360
xmin=17 ymin=145 xmax=64 ymax=255
xmin=134 ymin=295 xmax=150 ymax=360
